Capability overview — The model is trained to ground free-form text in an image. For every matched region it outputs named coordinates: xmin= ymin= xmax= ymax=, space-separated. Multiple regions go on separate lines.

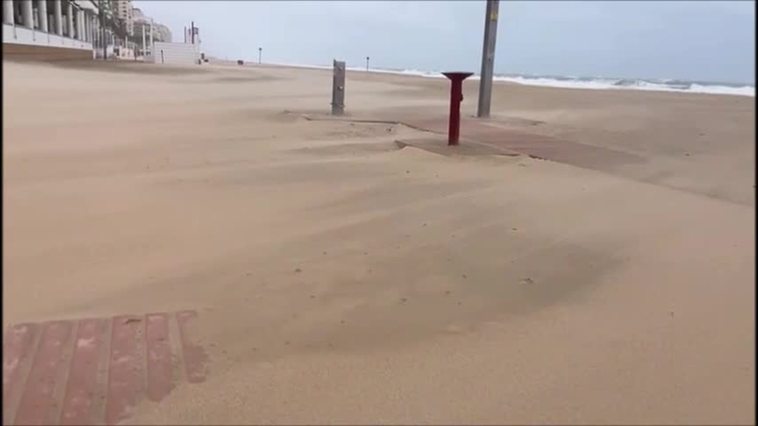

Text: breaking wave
xmin=269 ymin=62 xmax=754 ymax=97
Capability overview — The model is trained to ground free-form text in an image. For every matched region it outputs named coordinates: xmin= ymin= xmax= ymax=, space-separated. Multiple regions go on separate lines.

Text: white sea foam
xmin=490 ymin=75 xmax=755 ymax=97
xmin=370 ymin=68 xmax=754 ymax=97
xmin=266 ymin=62 xmax=755 ymax=97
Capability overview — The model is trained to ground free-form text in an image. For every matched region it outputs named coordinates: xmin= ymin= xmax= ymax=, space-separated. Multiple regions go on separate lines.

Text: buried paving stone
xmin=3 ymin=311 xmax=208 ymax=426
xmin=302 ymin=112 xmax=644 ymax=174
xmin=398 ymin=116 xmax=645 ymax=172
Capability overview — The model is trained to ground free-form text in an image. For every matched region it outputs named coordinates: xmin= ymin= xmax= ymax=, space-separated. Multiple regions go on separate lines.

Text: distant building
xmin=132 ymin=7 xmax=171 ymax=43
xmin=150 ymin=22 xmax=171 ymax=43
xmin=132 ymin=6 xmax=144 ymax=19
xmin=113 ymin=0 xmax=133 ymax=36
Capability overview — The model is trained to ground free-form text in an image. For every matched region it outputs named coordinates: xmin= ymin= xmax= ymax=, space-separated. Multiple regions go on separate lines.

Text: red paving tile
xmin=3 ymin=323 xmax=39 ymax=425
xmin=105 ymin=315 xmax=146 ymax=425
xmin=60 ymin=318 xmax=108 ymax=425
xmin=145 ymin=313 xmax=173 ymax=402
xmin=15 ymin=321 xmax=74 ymax=425
xmin=2 ymin=311 xmax=207 ymax=426
xmin=176 ymin=311 xmax=208 ymax=384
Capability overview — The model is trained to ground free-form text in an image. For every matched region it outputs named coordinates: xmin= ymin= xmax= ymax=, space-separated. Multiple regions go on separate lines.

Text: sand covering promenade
xmin=2 ymin=60 xmax=755 ymax=424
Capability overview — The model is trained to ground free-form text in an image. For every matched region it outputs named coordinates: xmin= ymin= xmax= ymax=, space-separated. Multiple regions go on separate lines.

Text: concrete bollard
xmin=332 ymin=60 xmax=345 ymax=115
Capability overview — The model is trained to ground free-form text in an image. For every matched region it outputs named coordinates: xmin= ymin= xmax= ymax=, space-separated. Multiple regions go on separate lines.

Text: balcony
xmin=3 ymin=23 xmax=93 ymax=51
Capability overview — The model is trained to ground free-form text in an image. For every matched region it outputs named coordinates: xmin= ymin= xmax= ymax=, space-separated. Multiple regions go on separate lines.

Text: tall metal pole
xmin=142 ymin=24 xmax=146 ymax=57
xmin=366 ymin=56 xmax=370 ymax=71
xmin=258 ymin=47 xmax=262 ymax=64
xmin=477 ymin=0 xmax=499 ymax=118
xmin=191 ymin=20 xmax=194 ymax=44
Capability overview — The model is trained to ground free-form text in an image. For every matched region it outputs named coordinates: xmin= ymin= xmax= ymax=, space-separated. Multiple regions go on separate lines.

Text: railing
xmin=2 ymin=23 xmax=93 ymax=51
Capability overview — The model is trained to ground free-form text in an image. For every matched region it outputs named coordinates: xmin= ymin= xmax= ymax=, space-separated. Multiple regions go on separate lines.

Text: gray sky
xmin=135 ymin=1 xmax=756 ymax=84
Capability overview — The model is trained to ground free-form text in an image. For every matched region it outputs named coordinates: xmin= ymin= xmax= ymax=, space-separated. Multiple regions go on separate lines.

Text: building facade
xmin=3 ymin=0 xmax=101 ymax=59
xmin=4 ymin=0 xmax=178 ymax=62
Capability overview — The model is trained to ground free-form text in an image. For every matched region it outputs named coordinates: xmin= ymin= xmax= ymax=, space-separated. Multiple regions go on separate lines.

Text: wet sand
xmin=3 ymin=60 xmax=754 ymax=424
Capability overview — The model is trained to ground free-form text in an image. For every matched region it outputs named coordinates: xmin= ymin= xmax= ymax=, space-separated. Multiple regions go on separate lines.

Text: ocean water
xmin=269 ymin=61 xmax=754 ymax=97
xmin=490 ymin=74 xmax=755 ymax=97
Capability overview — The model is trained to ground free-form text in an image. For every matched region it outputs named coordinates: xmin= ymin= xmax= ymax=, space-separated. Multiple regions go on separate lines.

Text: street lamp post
xmin=477 ymin=0 xmax=499 ymax=118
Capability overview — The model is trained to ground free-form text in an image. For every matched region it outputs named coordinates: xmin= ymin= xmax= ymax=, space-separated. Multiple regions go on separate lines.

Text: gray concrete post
xmin=53 ymin=0 xmax=61 ymax=35
xmin=89 ymin=13 xmax=94 ymax=42
xmin=66 ymin=1 xmax=72 ymax=37
xmin=37 ymin=0 xmax=46 ymax=31
xmin=82 ymin=11 xmax=87 ymax=41
xmin=4 ymin=0 xmax=14 ymax=25
xmin=74 ymin=7 xmax=79 ymax=38
xmin=78 ymin=9 xmax=83 ymax=40
xmin=21 ymin=0 xmax=33 ymax=28
xmin=93 ymin=14 xmax=98 ymax=46
xmin=331 ymin=60 xmax=346 ymax=115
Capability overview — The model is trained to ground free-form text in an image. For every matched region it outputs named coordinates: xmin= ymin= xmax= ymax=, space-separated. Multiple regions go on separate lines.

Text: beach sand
xmin=3 ymin=59 xmax=754 ymax=424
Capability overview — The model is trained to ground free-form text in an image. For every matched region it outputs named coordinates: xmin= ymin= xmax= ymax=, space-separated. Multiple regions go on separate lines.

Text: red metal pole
xmin=442 ymin=72 xmax=473 ymax=146
xmin=448 ymin=79 xmax=463 ymax=145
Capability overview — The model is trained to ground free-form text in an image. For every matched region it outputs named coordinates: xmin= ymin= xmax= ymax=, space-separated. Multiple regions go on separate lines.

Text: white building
xmin=147 ymin=41 xmax=199 ymax=66
xmin=3 ymin=0 xmax=101 ymax=59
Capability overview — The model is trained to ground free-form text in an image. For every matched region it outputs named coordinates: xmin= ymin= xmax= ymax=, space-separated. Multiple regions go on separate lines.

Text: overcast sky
xmin=135 ymin=1 xmax=755 ymax=84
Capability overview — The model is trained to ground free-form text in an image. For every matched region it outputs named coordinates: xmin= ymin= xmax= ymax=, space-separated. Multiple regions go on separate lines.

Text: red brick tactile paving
xmin=2 ymin=311 xmax=207 ymax=426
xmin=14 ymin=321 xmax=74 ymax=425
xmin=60 ymin=318 xmax=108 ymax=425
xmin=302 ymin=112 xmax=644 ymax=173
xmin=176 ymin=311 xmax=209 ymax=384
xmin=402 ymin=116 xmax=645 ymax=171
xmin=145 ymin=313 xmax=173 ymax=402
xmin=3 ymin=323 xmax=39 ymax=426
xmin=105 ymin=315 xmax=146 ymax=425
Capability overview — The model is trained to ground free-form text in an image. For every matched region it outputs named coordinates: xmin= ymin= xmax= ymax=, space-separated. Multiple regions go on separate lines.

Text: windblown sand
xmin=3 ymin=60 xmax=754 ymax=424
